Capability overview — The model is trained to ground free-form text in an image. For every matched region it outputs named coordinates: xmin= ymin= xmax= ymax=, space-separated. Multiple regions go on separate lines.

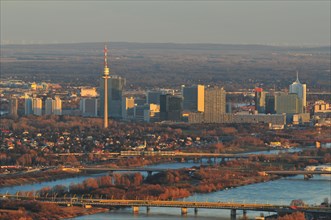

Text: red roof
xmin=255 ymin=88 xmax=263 ymax=92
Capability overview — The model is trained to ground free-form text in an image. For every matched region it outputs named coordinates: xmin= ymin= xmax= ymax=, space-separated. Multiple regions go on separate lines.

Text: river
xmin=1 ymin=147 xmax=330 ymax=219
xmin=0 ymin=148 xmax=302 ymax=194
xmin=68 ymin=175 xmax=330 ymax=220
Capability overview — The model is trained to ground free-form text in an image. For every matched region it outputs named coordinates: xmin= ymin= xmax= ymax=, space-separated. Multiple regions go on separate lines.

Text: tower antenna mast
xmin=102 ymin=44 xmax=110 ymax=128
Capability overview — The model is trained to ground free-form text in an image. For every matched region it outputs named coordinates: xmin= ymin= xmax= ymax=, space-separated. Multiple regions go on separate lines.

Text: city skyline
xmin=0 ymin=1 xmax=330 ymax=218
xmin=1 ymin=1 xmax=330 ymax=46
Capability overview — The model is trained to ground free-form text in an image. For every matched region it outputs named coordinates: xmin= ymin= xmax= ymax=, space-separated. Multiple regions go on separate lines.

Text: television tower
xmin=102 ymin=44 xmax=110 ymax=128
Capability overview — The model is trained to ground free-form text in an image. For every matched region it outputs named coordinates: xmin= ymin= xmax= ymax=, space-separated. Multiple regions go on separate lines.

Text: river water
xmin=69 ymin=175 xmax=330 ymax=220
xmin=0 ymin=148 xmax=301 ymax=194
xmin=1 ymin=148 xmax=330 ymax=219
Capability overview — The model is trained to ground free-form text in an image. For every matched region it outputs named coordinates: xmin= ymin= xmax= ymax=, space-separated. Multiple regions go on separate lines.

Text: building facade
xmin=160 ymin=94 xmax=182 ymax=121
xmin=289 ymin=72 xmax=306 ymax=112
xmin=32 ymin=98 xmax=42 ymax=116
xmin=254 ymin=87 xmax=266 ymax=113
xmin=182 ymin=84 xmax=205 ymax=112
xmin=265 ymin=93 xmax=276 ymax=114
xmin=54 ymin=96 xmax=62 ymax=115
xmin=122 ymin=97 xmax=135 ymax=120
xmin=45 ymin=97 xmax=55 ymax=115
xmin=275 ymin=93 xmax=303 ymax=114
xmin=24 ymin=97 xmax=33 ymax=115
xmin=9 ymin=97 xmax=18 ymax=116
xmin=80 ymin=87 xmax=97 ymax=97
xmin=80 ymin=98 xmax=98 ymax=117
xmin=203 ymin=87 xmax=226 ymax=123
xmin=146 ymin=91 xmax=163 ymax=105
xmin=100 ymin=75 xmax=126 ymax=118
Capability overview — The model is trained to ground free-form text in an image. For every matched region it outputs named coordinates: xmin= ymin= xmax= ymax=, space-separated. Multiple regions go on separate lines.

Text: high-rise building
xmin=144 ymin=104 xmax=160 ymax=122
xmin=54 ymin=96 xmax=62 ymax=115
xmin=80 ymin=98 xmax=98 ymax=117
xmin=134 ymin=104 xmax=149 ymax=122
xmin=160 ymin=94 xmax=182 ymax=121
xmin=254 ymin=88 xmax=266 ymax=113
xmin=204 ymin=87 xmax=226 ymax=123
xmin=182 ymin=84 xmax=205 ymax=112
xmin=9 ymin=97 xmax=18 ymax=116
xmin=32 ymin=98 xmax=42 ymax=116
xmin=45 ymin=97 xmax=55 ymax=115
xmin=146 ymin=91 xmax=163 ymax=105
xmin=25 ymin=97 xmax=33 ymax=115
xmin=289 ymin=71 xmax=306 ymax=112
xmin=100 ymin=76 xmax=126 ymax=119
xmin=265 ymin=93 xmax=276 ymax=114
xmin=122 ymin=97 xmax=135 ymax=120
xmin=275 ymin=93 xmax=303 ymax=114
xmin=302 ymin=84 xmax=307 ymax=110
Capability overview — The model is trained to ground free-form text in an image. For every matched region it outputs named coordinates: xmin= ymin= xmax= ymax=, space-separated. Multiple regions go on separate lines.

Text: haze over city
xmin=1 ymin=1 xmax=330 ymax=46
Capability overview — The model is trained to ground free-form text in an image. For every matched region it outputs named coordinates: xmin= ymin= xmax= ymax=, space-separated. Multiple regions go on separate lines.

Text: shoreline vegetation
xmin=0 ymin=200 xmax=109 ymax=220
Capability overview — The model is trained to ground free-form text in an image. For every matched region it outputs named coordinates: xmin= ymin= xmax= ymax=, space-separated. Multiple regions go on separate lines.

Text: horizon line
xmin=1 ymin=41 xmax=330 ymax=48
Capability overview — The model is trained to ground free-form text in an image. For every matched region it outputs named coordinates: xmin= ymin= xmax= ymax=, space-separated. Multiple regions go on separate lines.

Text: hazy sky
xmin=1 ymin=1 xmax=330 ymax=45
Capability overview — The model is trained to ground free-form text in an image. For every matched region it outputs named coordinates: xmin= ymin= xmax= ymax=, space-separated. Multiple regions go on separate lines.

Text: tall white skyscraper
xmin=289 ymin=71 xmax=306 ymax=111
xmin=54 ymin=96 xmax=62 ymax=115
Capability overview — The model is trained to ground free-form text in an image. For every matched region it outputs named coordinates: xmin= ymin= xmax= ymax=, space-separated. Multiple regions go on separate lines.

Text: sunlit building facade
xmin=182 ymin=84 xmax=205 ymax=112
xmin=54 ymin=96 xmax=62 ymax=115
xmin=32 ymin=98 xmax=42 ymax=116
xmin=204 ymin=87 xmax=226 ymax=123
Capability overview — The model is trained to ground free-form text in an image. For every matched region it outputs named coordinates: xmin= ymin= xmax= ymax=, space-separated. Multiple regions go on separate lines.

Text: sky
xmin=1 ymin=1 xmax=330 ymax=46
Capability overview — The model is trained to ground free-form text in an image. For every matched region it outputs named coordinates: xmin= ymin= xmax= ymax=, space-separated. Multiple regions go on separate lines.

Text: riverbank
xmin=0 ymin=157 xmax=175 ymax=188
xmin=0 ymin=199 xmax=109 ymax=220
xmin=0 ymin=169 xmax=85 ymax=188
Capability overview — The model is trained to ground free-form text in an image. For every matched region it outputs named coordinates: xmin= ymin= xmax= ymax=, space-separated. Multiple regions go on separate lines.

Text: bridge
xmin=265 ymin=170 xmax=331 ymax=180
xmin=1 ymin=194 xmax=330 ymax=220
xmin=76 ymin=167 xmax=331 ymax=179
xmin=78 ymin=167 xmax=169 ymax=172
xmin=77 ymin=167 xmax=174 ymax=177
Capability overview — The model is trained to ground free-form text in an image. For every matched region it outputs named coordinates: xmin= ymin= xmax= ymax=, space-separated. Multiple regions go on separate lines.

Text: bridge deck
xmin=1 ymin=195 xmax=330 ymax=213
xmin=79 ymin=167 xmax=171 ymax=172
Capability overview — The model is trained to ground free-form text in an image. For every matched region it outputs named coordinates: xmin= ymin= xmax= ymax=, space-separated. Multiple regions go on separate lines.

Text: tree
xmin=133 ymin=173 xmax=143 ymax=186
xmin=98 ymin=176 xmax=112 ymax=187
xmin=278 ymin=212 xmax=305 ymax=220
xmin=83 ymin=178 xmax=99 ymax=190
xmin=212 ymin=142 xmax=224 ymax=153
